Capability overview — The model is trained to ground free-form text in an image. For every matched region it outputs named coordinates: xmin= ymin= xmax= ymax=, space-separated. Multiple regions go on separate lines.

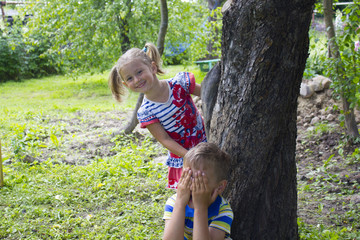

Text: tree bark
xmin=121 ymin=93 xmax=144 ymax=135
xmin=207 ymin=0 xmax=314 ymax=239
xmin=323 ymin=0 xmax=359 ymax=138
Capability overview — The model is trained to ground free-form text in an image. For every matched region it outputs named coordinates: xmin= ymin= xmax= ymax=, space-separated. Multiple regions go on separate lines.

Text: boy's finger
xmin=194 ymin=171 xmax=201 ymax=190
xmin=185 ymin=169 xmax=192 ymax=187
xmin=179 ymin=168 xmax=189 ymax=181
xmin=201 ymin=172 xmax=209 ymax=190
xmin=198 ymin=172 xmax=207 ymax=191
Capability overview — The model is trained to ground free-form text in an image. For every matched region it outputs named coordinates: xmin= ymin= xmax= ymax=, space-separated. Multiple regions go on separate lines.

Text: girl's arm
xmin=146 ymin=122 xmax=188 ymax=157
xmin=192 ymin=83 xmax=202 ymax=97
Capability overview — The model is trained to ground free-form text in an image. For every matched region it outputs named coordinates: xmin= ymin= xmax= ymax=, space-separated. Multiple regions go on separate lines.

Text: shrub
xmin=0 ymin=29 xmax=24 ymax=81
xmin=0 ymin=22 xmax=63 ymax=82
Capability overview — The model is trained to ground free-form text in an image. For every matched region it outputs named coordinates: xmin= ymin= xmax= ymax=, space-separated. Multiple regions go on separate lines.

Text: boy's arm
xmin=193 ymin=205 xmax=211 ymax=240
xmin=192 ymin=172 xmax=227 ymax=240
xmin=163 ymin=168 xmax=192 ymax=240
xmin=163 ymin=206 xmax=186 ymax=240
xmin=147 ymin=122 xmax=188 ymax=157
xmin=193 ymin=214 xmax=227 ymax=240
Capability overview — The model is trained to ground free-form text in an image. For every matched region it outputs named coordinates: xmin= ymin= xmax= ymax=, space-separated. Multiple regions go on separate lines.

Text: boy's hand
xmin=191 ymin=171 xmax=217 ymax=209
xmin=176 ymin=168 xmax=192 ymax=206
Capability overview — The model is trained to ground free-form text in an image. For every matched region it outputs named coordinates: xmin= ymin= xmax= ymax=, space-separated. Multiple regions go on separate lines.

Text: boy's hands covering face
xmin=191 ymin=171 xmax=218 ymax=209
xmin=177 ymin=167 xmax=192 ymax=206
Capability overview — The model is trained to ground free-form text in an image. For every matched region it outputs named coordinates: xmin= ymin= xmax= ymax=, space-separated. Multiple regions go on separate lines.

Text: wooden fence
xmin=0 ymin=140 xmax=3 ymax=187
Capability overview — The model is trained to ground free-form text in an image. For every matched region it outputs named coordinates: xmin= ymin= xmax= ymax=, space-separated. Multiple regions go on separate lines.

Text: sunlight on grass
xmin=0 ymin=136 xmax=171 ymax=239
xmin=0 ymin=65 xmax=204 ymax=239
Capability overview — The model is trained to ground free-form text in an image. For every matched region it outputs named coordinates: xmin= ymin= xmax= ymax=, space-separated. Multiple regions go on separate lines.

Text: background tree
xmin=204 ymin=0 xmax=315 ymax=238
xmin=22 ymin=0 xmax=207 ymax=73
xmin=157 ymin=0 xmax=169 ymax=56
xmin=322 ymin=0 xmax=360 ymax=138
xmin=205 ymin=0 xmax=226 ymax=59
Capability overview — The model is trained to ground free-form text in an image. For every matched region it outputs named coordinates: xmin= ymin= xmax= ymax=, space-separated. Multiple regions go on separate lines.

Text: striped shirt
xmin=137 ymin=72 xmax=207 ymax=168
xmin=163 ymin=194 xmax=233 ymax=239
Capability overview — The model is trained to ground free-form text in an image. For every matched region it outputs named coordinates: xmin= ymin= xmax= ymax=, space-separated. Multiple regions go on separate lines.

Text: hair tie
xmin=142 ymin=46 xmax=148 ymax=53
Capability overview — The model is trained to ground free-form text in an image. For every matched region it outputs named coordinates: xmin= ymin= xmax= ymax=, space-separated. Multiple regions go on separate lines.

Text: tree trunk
xmin=207 ymin=0 xmax=226 ymax=10
xmin=323 ymin=0 xmax=359 ymax=138
xmin=206 ymin=0 xmax=226 ymax=59
xmin=121 ymin=93 xmax=144 ymax=134
xmin=121 ymin=0 xmax=168 ymax=135
xmin=208 ymin=0 xmax=314 ymax=239
xmin=157 ymin=0 xmax=168 ymax=56
xmin=117 ymin=0 xmax=132 ymax=53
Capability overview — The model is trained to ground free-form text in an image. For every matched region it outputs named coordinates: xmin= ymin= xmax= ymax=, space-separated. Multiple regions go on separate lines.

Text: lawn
xmin=1 ymin=64 xmax=359 ymax=239
xmin=0 ymin=65 xmax=206 ymax=239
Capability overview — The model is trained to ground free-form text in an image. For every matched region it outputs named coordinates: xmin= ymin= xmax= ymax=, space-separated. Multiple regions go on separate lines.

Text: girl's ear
xmin=151 ymin=61 xmax=157 ymax=74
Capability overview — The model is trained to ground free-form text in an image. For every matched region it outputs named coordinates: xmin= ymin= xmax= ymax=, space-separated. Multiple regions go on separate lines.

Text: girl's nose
xmin=133 ymin=75 xmax=140 ymax=83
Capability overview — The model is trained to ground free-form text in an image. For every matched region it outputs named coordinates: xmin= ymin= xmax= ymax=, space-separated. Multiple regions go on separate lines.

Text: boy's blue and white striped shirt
xmin=163 ymin=194 xmax=233 ymax=239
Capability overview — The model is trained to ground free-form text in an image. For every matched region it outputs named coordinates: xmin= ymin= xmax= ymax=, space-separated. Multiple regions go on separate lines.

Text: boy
xmin=163 ymin=142 xmax=233 ymax=240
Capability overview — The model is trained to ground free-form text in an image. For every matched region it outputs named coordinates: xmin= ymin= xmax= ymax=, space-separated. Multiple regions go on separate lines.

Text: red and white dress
xmin=137 ymin=72 xmax=207 ymax=189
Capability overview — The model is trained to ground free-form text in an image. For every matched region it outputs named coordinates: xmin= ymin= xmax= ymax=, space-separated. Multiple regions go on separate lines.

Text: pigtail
xmin=108 ymin=65 xmax=125 ymax=102
xmin=144 ymin=43 xmax=165 ymax=75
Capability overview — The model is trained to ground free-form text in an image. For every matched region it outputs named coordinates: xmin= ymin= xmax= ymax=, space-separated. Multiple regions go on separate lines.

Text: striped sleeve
xmin=209 ymin=199 xmax=233 ymax=235
xmin=163 ymin=194 xmax=176 ymax=220
xmin=137 ymin=103 xmax=160 ymax=128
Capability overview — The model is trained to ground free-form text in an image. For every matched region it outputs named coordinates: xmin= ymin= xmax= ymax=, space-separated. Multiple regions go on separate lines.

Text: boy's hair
xmin=108 ymin=42 xmax=164 ymax=102
xmin=184 ymin=142 xmax=231 ymax=182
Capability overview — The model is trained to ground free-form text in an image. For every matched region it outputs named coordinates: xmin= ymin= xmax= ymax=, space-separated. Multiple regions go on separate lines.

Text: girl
xmin=108 ymin=43 xmax=207 ymax=189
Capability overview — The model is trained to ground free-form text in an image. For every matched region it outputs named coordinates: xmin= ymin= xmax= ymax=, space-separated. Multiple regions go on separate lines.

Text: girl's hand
xmin=176 ymin=168 xmax=192 ymax=206
xmin=191 ymin=171 xmax=215 ymax=210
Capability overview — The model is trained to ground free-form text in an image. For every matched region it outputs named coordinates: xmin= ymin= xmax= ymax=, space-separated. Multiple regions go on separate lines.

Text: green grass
xmin=0 ymin=65 xmax=206 ymax=239
xmin=1 ymin=140 xmax=169 ymax=239
xmin=3 ymin=64 xmax=358 ymax=239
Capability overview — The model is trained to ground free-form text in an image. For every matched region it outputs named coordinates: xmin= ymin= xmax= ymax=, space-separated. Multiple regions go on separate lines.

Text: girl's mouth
xmin=137 ymin=81 xmax=146 ymax=88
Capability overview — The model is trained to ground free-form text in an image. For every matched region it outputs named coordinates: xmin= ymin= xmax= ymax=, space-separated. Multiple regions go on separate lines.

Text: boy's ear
xmin=217 ymin=180 xmax=228 ymax=195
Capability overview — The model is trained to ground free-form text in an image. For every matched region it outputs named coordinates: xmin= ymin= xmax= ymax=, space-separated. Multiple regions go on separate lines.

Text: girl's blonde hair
xmin=108 ymin=43 xmax=164 ymax=102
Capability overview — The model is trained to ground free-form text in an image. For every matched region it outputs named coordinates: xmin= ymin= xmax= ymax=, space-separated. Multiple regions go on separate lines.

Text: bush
xmin=0 ymin=23 xmax=63 ymax=82
xmin=0 ymin=30 xmax=23 ymax=81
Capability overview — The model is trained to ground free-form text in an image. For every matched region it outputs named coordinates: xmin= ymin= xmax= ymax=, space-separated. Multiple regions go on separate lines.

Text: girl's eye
xmin=127 ymin=77 xmax=133 ymax=82
xmin=137 ymin=70 xmax=142 ymax=75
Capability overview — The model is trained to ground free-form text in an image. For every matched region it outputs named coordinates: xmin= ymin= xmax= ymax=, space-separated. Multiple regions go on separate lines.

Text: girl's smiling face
xmin=120 ymin=60 xmax=157 ymax=94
